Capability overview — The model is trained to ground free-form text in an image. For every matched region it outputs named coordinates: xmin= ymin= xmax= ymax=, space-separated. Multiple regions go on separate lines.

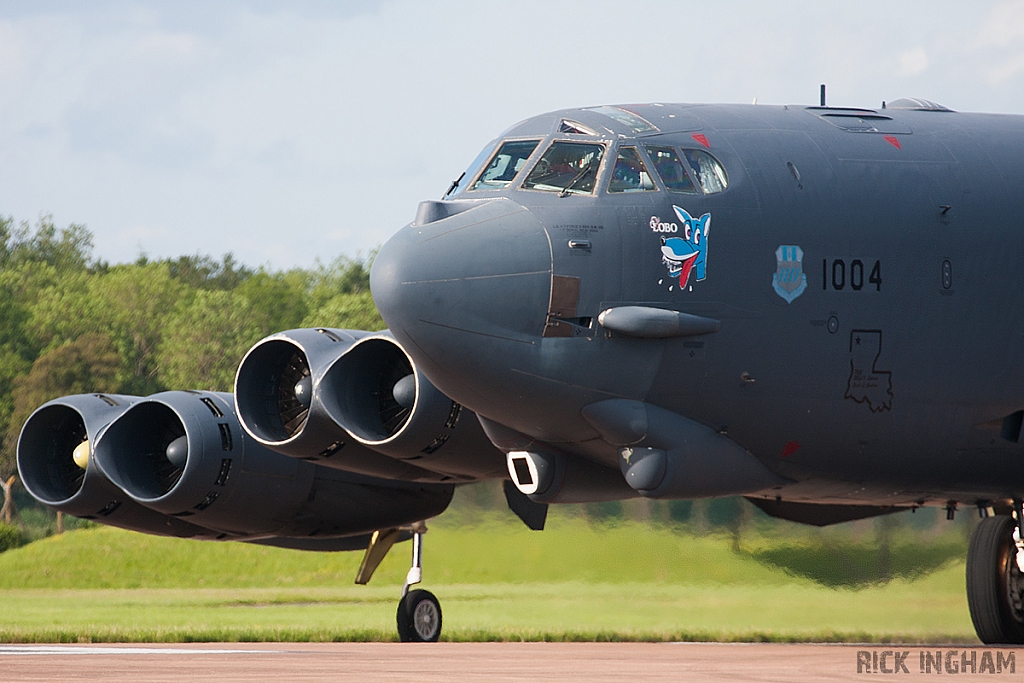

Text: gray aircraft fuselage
xmin=371 ymin=101 xmax=1024 ymax=510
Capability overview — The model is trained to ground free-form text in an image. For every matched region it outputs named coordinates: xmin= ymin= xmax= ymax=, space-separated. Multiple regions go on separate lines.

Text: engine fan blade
xmin=376 ymin=353 xmax=414 ymax=438
xmin=44 ymin=411 xmax=88 ymax=499
xmin=277 ymin=350 xmax=311 ymax=437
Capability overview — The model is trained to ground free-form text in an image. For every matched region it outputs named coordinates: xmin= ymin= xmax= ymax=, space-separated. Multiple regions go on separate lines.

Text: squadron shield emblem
xmin=773 ymin=245 xmax=807 ymax=303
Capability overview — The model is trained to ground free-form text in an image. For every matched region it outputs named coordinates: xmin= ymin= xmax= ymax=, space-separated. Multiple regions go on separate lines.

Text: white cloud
xmin=975 ymin=0 xmax=1024 ymax=48
xmin=899 ymin=48 xmax=929 ymax=77
xmin=0 ymin=22 xmax=27 ymax=83
xmin=983 ymin=51 xmax=1024 ymax=84
xmin=973 ymin=1 xmax=1024 ymax=84
xmin=128 ymin=31 xmax=199 ymax=61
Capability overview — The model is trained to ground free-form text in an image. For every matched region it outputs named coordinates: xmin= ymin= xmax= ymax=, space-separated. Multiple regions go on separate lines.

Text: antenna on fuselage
xmin=820 ymin=84 xmax=826 ymax=107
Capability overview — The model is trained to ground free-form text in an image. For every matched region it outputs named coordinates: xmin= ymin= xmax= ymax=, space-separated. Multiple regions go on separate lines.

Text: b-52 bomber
xmin=18 ymin=97 xmax=1024 ymax=643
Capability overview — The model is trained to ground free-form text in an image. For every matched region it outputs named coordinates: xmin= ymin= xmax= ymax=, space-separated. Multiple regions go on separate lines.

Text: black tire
xmin=967 ymin=515 xmax=1024 ymax=644
xmin=396 ymin=589 xmax=442 ymax=642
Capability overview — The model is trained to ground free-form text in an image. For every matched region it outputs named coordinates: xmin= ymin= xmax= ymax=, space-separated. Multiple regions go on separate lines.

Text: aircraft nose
xmin=371 ymin=199 xmax=552 ymax=387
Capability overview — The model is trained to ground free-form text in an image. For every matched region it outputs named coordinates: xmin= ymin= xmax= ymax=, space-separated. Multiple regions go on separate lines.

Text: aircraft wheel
xmin=967 ymin=515 xmax=1024 ymax=644
xmin=397 ymin=589 xmax=442 ymax=642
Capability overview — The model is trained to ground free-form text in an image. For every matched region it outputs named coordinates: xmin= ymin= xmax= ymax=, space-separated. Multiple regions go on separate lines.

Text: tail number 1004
xmin=822 ymin=259 xmax=881 ymax=292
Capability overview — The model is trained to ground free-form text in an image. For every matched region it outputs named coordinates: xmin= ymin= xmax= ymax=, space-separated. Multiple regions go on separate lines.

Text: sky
xmin=3 ymin=0 xmax=1024 ymax=269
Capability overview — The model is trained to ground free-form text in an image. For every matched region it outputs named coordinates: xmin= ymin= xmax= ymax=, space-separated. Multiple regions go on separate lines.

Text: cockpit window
xmin=683 ymin=149 xmax=729 ymax=194
xmin=447 ymin=140 xmax=497 ymax=197
xmin=522 ymin=142 xmax=605 ymax=195
xmin=469 ymin=139 xmax=541 ymax=191
xmin=608 ymin=147 xmax=656 ymax=193
xmin=585 ymin=106 xmax=658 ymax=134
xmin=645 ymin=146 xmax=698 ymax=194
xmin=559 ymin=120 xmax=596 ymax=135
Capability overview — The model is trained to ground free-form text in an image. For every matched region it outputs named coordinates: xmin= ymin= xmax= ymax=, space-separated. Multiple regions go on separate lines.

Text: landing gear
xmin=396 ymin=526 xmax=442 ymax=642
xmin=967 ymin=514 xmax=1024 ymax=644
xmin=354 ymin=521 xmax=443 ymax=642
xmin=397 ymin=589 xmax=442 ymax=642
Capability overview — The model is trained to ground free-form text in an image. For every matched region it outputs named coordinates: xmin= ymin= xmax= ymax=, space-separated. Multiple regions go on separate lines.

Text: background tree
xmin=157 ymin=252 xmax=253 ymax=290
xmin=235 ymin=270 xmax=310 ymax=332
xmin=27 ymin=263 xmax=187 ymax=395
xmin=0 ymin=333 xmax=119 ymax=479
xmin=301 ymin=290 xmax=385 ymax=331
xmin=0 ymin=214 xmax=94 ymax=272
xmin=308 ymin=253 xmax=374 ymax=296
xmin=302 ymin=254 xmax=384 ymax=331
xmin=155 ymin=289 xmax=265 ymax=392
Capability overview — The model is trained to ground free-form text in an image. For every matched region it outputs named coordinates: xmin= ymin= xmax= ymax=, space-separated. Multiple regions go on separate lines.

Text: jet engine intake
xmin=234 ymin=328 xmax=446 ymax=482
xmin=234 ymin=328 xmax=365 ymax=452
xmin=318 ymin=334 xmax=506 ymax=478
xmin=16 ymin=394 xmax=218 ymax=539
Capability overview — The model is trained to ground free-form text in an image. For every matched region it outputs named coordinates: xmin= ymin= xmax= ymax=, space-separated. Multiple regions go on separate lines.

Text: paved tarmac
xmin=0 ymin=642 xmax=1016 ymax=682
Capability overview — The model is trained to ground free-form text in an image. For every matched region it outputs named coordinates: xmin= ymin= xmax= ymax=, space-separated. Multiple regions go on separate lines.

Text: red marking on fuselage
xmin=883 ymin=135 xmax=902 ymax=150
xmin=676 ymin=253 xmax=699 ymax=287
xmin=691 ymin=133 xmax=710 ymax=149
xmin=781 ymin=441 xmax=801 ymax=458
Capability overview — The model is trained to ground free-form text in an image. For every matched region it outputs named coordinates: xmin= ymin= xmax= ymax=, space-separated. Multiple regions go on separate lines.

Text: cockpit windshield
xmin=469 ymin=140 xmax=541 ymax=191
xmin=522 ymin=142 xmax=604 ymax=195
xmin=447 ymin=140 xmax=497 ymax=196
xmin=608 ymin=147 xmax=656 ymax=193
xmin=645 ymin=146 xmax=698 ymax=194
xmin=683 ymin=149 xmax=728 ymax=194
xmin=644 ymin=145 xmax=728 ymax=195
xmin=585 ymin=106 xmax=658 ymax=134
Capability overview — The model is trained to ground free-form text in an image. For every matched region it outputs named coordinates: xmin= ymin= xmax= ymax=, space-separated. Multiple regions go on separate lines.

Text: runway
xmin=0 ymin=642 xmax=1015 ymax=682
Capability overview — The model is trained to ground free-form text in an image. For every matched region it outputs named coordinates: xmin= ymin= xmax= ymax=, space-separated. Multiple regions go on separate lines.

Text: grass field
xmin=0 ymin=510 xmax=980 ymax=643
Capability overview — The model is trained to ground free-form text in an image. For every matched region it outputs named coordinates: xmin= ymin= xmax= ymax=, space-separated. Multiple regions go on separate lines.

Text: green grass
xmin=0 ymin=519 xmax=811 ymax=589
xmin=0 ymin=578 xmax=972 ymax=643
xmin=0 ymin=517 xmax=979 ymax=643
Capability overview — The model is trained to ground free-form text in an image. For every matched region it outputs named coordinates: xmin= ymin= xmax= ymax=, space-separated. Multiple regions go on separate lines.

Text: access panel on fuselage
xmin=524 ymin=192 xmax=625 ymax=336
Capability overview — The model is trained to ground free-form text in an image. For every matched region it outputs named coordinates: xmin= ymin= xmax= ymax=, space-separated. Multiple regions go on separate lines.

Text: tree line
xmin=0 ymin=215 xmax=383 ymax=480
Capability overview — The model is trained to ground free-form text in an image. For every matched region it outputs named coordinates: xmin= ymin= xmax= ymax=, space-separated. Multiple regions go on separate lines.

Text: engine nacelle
xmin=16 ymin=394 xmax=218 ymax=539
xmin=319 ymin=334 xmax=506 ymax=479
xmin=93 ymin=391 xmax=454 ymax=538
xmin=234 ymin=328 xmax=445 ymax=482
